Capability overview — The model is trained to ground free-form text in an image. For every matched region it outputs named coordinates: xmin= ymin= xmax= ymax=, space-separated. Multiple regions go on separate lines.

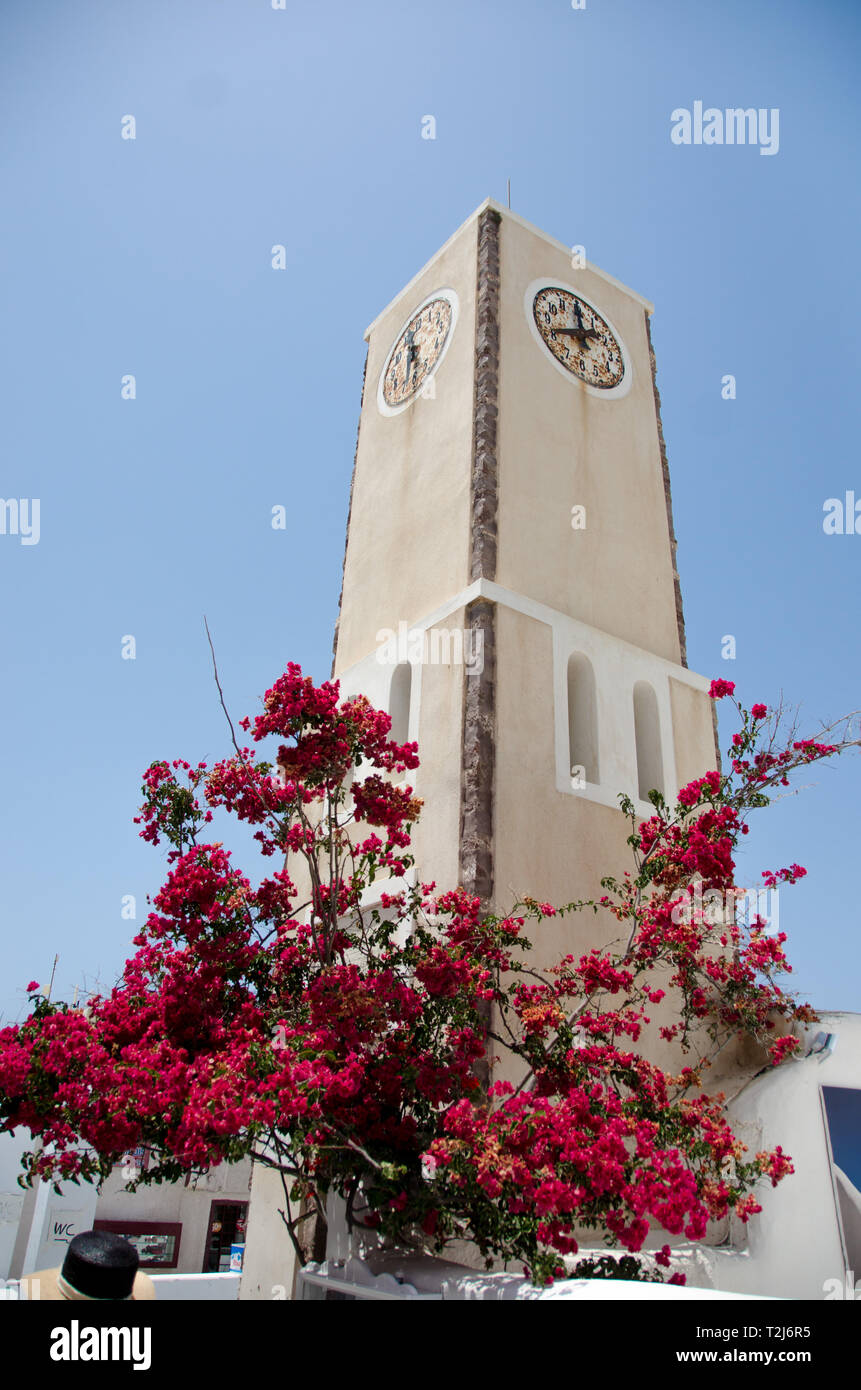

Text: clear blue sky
xmin=1 ymin=0 xmax=859 ymax=1024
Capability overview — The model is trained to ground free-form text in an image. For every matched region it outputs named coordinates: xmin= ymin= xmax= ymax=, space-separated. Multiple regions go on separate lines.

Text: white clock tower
xmin=330 ymin=197 xmax=717 ymax=971
xmin=241 ymin=199 xmax=724 ymax=1298
xmin=241 ymin=204 xmax=859 ymax=1304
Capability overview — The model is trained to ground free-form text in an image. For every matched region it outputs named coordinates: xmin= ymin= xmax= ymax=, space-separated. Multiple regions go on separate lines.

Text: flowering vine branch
xmin=0 ymin=669 xmax=856 ymax=1286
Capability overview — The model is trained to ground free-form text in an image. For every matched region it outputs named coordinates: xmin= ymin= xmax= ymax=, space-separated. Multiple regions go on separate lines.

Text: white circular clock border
xmin=524 ymin=277 xmax=633 ymax=400
xmin=376 ymin=287 xmax=460 ymax=418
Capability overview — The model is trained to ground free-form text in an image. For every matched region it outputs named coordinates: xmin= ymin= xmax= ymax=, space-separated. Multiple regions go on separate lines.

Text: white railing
xmin=150 ymin=1272 xmax=240 ymax=1300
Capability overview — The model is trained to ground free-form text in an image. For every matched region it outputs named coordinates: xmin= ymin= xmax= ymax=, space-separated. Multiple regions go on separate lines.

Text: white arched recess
xmin=567 ymin=653 xmax=599 ymax=786
xmin=331 ymin=643 xmax=424 ymax=788
xmin=329 ymin=578 xmax=710 ymax=820
xmin=304 ymin=646 xmax=419 ymax=942
xmin=552 ymin=626 xmax=681 ymax=817
xmin=633 ymin=680 xmax=664 ymax=803
xmin=559 ymin=625 xmax=681 ymax=811
xmin=388 ymin=661 xmax=413 ymax=747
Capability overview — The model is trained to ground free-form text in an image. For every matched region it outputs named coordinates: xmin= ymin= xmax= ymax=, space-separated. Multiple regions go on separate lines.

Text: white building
xmin=1 ymin=1135 xmax=251 ymax=1285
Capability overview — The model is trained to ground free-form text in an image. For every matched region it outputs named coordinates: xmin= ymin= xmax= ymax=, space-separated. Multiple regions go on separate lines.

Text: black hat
xmin=24 ymin=1229 xmax=156 ymax=1301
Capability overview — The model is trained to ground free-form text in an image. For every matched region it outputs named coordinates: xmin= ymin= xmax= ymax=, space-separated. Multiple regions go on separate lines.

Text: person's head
xmin=22 ymin=1229 xmax=156 ymax=1301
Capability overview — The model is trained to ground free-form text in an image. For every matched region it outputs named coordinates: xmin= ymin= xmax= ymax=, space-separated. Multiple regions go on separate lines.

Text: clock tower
xmin=240 ymin=200 xmax=724 ymax=1298
xmin=331 ymin=197 xmax=718 ymax=973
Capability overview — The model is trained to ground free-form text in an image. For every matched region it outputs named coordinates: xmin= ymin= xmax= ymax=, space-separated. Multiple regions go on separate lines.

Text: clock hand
xmin=556 ymin=300 xmax=599 ymax=343
xmin=404 ymin=329 xmax=419 ymax=387
xmin=554 ymin=326 xmax=598 ymax=342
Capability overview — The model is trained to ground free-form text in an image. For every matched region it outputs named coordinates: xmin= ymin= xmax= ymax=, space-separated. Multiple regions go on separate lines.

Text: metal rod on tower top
xmin=46 ymin=953 xmax=59 ymax=1002
xmin=507 ymin=179 xmax=511 ymax=209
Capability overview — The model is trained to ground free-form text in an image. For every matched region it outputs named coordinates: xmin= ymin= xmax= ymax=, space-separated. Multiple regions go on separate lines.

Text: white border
xmin=524 ymin=277 xmax=633 ymax=400
xmin=376 ymin=288 xmax=460 ymax=418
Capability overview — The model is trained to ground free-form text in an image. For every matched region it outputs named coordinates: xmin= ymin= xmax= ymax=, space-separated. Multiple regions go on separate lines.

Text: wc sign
xmin=32 ymin=1206 xmax=96 ymax=1271
xmin=51 ymin=1217 xmax=80 ymax=1244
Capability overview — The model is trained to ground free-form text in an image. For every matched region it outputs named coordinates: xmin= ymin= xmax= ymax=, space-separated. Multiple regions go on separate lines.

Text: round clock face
xmin=527 ymin=282 xmax=629 ymax=395
xmin=378 ymin=289 xmax=458 ymax=415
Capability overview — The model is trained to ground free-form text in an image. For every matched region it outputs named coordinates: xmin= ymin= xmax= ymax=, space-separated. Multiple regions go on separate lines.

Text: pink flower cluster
xmin=0 ymin=669 xmax=846 ymax=1286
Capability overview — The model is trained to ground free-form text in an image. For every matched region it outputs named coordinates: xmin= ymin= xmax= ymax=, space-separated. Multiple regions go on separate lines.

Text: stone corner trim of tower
xmin=459 ymin=597 xmax=496 ymax=906
xmin=331 ymin=349 xmax=368 ymax=677
xmin=645 ymin=310 xmax=688 ymax=669
xmin=460 ymin=208 xmax=501 ymax=909
xmin=469 ymin=206 xmax=501 ymax=585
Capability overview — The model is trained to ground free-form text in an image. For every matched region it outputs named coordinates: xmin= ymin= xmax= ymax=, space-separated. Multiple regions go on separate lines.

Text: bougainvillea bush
xmin=0 ymin=666 xmax=854 ymax=1284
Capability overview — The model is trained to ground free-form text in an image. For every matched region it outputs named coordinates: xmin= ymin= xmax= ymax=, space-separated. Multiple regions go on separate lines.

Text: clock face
xmin=529 ymin=284 xmax=627 ymax=392
xmin=378 ymin=289 xmax=458 ymax=414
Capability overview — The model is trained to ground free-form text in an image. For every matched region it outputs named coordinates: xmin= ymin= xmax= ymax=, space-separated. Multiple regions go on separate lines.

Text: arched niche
xmin=567 ymin=653 xmax=599 ymax=786
xmin=389 ymin=662 xmax=412 ymax=746
xmin=633 ymin=680 xmax=663 ymax=802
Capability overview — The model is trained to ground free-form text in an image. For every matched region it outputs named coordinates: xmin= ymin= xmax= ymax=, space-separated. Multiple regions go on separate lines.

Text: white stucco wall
xmin=94 ymin=1158 xmax=252 ymax=1275
xmin=671 ymin=1013 xmax=861 ymax=1300
xmin=0 ymin=1131 xmax=32 ymax=1279
xmin=2 ymin=1129 xmax=99 ymax=1282
xmin=1 ymin=1137 xmax=252 ymax=1281
xmin=238 ymin=1159 xmax=298 ymax=1301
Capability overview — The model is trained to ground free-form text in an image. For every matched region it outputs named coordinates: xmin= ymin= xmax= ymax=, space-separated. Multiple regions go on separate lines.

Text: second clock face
xmin=531 ymin=285 xmax=626 ymax=391
xmin=379 ymin=290 xmax=457 ymax=413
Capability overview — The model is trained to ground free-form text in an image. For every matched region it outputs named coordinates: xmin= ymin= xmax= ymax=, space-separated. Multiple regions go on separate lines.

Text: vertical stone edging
xmin=460 ymin=207 xmax=501 ymax=925
xmin=459 ymin=597 xmax=496 ymax=905
xmin=331 ymin=350 xmax=368 ymax=676
xmin=470 ymin=208 xmax=501 ymax=584
xmin=460 ymin=593 xmax=496 ymax=1092
xmin=645 ymin=310 xmax=688 ymax=669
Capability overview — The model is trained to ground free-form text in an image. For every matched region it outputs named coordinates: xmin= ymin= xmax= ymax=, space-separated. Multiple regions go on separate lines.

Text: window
xmin=567 ymin=653 xmax=598 ymax=786
xmin=389 ymin=662 xmax=412 ymax=746
xmin=93 ymin=1220 xmax=181 ymax=1269
xmin=633 ymin=680 xmax=663 ymax=802
xmin=822 ymin=1086 xmax=861 ymax=1277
